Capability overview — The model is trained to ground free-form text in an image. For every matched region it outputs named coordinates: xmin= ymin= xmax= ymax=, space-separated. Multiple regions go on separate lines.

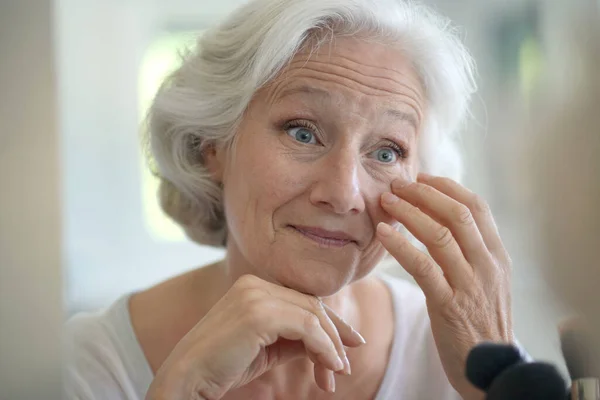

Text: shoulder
xmin=64 ymin=296 xmax=150 ymax=400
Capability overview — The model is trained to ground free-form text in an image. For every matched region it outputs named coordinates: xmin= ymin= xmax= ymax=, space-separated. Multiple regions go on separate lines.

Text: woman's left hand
xmin=376 ymin=173 xmax=514 ymax=400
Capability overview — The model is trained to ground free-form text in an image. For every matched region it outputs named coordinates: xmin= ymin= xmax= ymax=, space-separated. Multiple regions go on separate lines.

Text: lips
xmin=289 ymin=225 xmax=358 ymax=247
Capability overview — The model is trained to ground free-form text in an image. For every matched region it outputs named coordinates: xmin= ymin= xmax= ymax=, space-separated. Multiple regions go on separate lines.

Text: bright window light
xmin=138 ymin=31 xmax=201 ymax=241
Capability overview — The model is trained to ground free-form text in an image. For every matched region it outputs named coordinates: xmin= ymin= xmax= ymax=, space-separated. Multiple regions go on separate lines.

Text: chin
xmin=265 ymin=246 xmax=360 ymax=297
xmin=243 ymin=229 xmax=381 ymax=297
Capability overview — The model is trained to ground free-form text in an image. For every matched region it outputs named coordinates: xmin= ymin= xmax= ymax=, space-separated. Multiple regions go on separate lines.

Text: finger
xmin=322 ymin=302 xmax=366 ymax=348
xmin=391 ymin=179 xmax=491 ymax=266
xmin=380 ymin=191 xmax=473 ymax=287
xmin=259 ymin=282 xmax=360 ymax=374
xmin=263 ymin=299 xmax=345 ymax=373
xmin=376 ymin=222 xmax=453 ymax=305
xmin=314 ymin=363 xmax=336 ymax=393
xmin=417 ymin=173 xmax=508 ymax=262
xmin=251 ymin=279 xmax=365 ymax=347
xmin=300 ymin=298 xmax=350 ymax=375
xmin=301 ymin=348 xmax=337 ymax=392
xmin=305 ymin=348 xmax=348 ymax=376
xmin=263 ymin=339 xmax=306 ymax=369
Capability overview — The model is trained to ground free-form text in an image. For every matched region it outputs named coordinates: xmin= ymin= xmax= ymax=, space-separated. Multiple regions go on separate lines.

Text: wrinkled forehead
xmin=256 ymin=36 xmax=427 ymax=124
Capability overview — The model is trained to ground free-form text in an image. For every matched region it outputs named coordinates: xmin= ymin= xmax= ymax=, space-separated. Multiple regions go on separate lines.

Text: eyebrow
xmin=383 ymin=109 xmax=419 ymax=131
xmin=276 ymin=85 xmax=332 ymax=101
xmin=276 ymin=84 xmax=419 ymax=130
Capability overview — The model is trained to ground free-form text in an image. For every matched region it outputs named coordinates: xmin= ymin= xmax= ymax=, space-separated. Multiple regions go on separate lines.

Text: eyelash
xmin=382 ymin=140 xmax=409 ymax=160
xmin=282 ymin=119 xmax=320 ymax=138
xmin=281 ymin=119 xmax=409 ymax=160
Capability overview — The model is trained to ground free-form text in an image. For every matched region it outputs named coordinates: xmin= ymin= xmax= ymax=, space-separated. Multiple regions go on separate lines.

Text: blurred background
xmin=1 ymin=0 xmax=598 ymax=398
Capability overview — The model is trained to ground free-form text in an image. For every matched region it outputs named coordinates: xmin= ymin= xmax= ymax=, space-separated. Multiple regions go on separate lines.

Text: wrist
xmin=147 ymin=360 xmax=217 ymax=400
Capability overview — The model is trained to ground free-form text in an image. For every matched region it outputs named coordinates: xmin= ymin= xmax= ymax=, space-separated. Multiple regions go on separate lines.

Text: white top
xmin=64 ymin=274 xmax=462 ymax=400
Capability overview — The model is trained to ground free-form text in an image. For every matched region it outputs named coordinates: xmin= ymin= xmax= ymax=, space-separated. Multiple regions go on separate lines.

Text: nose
xmin=309 ymin=149 xmax=366 ymax=215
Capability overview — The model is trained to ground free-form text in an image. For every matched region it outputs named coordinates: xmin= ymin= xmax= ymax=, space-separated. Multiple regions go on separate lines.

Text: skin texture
xmin=216 ymin=36 xmax=424 ymax=298
xmin=136 ymin=37 xmax=513 ymax=400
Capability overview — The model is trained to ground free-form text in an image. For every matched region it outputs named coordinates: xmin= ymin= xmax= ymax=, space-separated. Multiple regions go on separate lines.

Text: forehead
xmin=261 ymin=36 xmax=426 ymax=123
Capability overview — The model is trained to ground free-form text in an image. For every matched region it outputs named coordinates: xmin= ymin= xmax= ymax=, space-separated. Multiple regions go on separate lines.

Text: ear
xmin=203 ymin=143 xmax=226 ymax=183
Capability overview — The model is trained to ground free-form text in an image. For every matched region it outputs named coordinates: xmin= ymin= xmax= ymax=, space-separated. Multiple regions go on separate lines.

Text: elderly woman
xmin=66 ymin=0 xmax=515 ymax=399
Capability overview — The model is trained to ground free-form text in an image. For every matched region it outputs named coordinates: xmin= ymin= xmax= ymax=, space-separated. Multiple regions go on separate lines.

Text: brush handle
xmin=571 ymin=378 xmax=600 ymax=400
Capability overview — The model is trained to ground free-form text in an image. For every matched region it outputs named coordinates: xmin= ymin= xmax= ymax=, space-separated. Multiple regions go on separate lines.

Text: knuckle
xmin=453 ymin=204 xmax=474 ymax=226
xmin=405 ymin=203 xmax=421 ymax=219
xmin=437 ymin=289 xmax=455 ymax=308
xmin=235 ymin=274 xmax=260 ymax=289
xmin=470 ymin=193 xmax=490 ymax=214
xmin=499 ymin=251 xmax=513 ymax=270
xmin=389 ymin=237 xmax=411 ymax=258
xmin=244 ymin=299 xmax=269 ymax=328
xmin=444 ymin=295 xmax=475 ymax=320
xmin=307 ymin=296 xmax=324 ymax=314
xmin=411 ymin=254 xmax=436 ymax=279
xmin=432 ymin=226 xmax=454 ymax=249
xmin=239 ymin=287 xmax=264 ymax=304
xmin=485 ymin=265 xmax=502 ymax=285
xmin=245 ymin=298 xmax=266 ymax=318
xmin=491 ymin=260 xmax=512 ymax=285
xmin=302 ymin=312 xmax=321 ymax=333
xmin=416 ymin=183 xmax=435 ymax=198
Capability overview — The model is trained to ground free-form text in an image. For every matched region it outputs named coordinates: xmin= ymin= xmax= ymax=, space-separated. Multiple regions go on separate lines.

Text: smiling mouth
xmin=288 ymin=225 xmax=357 ymax=248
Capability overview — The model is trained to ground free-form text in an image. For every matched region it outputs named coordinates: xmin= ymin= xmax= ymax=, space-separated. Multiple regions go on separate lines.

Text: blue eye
xmin=373 ymin=148 xmax=398 ymax=163
xmin=287 ymin=126 xmax=317 ymax=144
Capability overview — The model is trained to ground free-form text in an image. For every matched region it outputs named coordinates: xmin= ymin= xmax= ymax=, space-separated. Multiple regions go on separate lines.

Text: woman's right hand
xmin=145 ymin=274 xmax=366 ymax=400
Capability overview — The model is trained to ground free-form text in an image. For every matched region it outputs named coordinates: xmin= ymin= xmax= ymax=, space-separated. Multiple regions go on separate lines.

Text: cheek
xmin=355 ymin=162 xmax=415 ymax=269
xmin=223 ymin=140 xmax=311 ymax=247
xmin=345 ymin=198 xmax=394 ymax=274
xmin=355 ymin=241 xmax=388 ymax=280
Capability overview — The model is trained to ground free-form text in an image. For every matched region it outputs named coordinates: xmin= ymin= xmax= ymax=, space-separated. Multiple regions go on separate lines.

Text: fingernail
xmin=333 ymin=356 xmax=344 ymax=371
xmin=328 ymin=372 xmax=336 ymax=393
xmin=418 ymin=172 xmax=433 ymax=180
xmin=381 ymin=192 xmax=399 ymax=205
xmin=377 ymin=222 xmax=394 ymax=237
xmin=353 ymin=329 xmax=367 ymax=345
xmin=392 ymin=178 xmax=410 ymax=190
xmin=343 ymin=355 xmax=352 ymax=375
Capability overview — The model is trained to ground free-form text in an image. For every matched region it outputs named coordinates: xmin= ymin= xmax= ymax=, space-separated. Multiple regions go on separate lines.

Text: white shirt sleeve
xmin=64 ymin=297 xmax=152 ymax=400
xmin=376 ymin=274 xmax=463 ymax=400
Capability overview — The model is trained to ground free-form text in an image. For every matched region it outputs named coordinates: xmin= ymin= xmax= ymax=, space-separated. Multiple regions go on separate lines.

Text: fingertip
xmin=417 ymin=172 xmax=434 ymax=181
xmin=376 ymin=222 xmax=394 ymax=238
xmin=391 ymin=178 xmax=411 ymax=191
xmin=345 ymin=327 xmax=366 ymax=346
xmin=355 ymin=330 xmax=366 ymax=345
xmin=381 ymin=192 xmax=400 ymax=205
xmin=315 ymin=364 xmax=337 ymax=393
xmin=327 ymin=370 xmax=336 ymax=393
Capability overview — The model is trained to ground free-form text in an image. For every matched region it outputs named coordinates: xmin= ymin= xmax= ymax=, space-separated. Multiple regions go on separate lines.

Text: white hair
xmin=146 ymin=0 xmax=477 ymax=247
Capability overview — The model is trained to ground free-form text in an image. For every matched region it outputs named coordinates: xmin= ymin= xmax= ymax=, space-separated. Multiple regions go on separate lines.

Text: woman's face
xmin=214 ymin=37 xmax=427 ymax=296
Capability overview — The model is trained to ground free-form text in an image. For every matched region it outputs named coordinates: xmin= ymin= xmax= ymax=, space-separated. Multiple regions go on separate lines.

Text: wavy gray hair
xmin=145 ymin=0 xmax=477 ymax=247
